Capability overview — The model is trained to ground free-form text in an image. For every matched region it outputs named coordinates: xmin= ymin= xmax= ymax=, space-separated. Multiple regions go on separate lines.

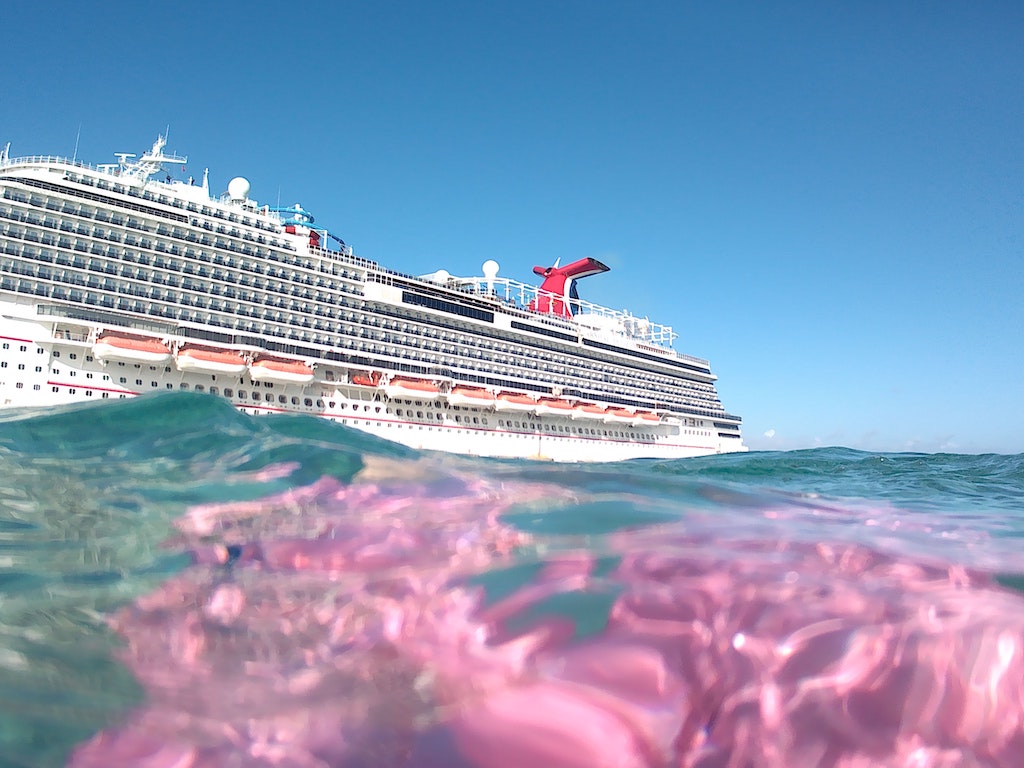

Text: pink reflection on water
xmin=69 ymin=462 xmax=1024 ymax=767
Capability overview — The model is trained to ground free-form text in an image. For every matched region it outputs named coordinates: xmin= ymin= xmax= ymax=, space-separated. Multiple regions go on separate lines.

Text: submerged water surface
xmin=1 ymin=393 xmax=1022 ymax=767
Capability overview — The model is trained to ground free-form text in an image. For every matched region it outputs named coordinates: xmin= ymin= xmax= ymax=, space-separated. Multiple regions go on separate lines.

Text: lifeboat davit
xmin=494 ymin=392 xmax=538 ymax=412
xmin=384 ymin=377 xmax=441 ymax=400
xmin=350 ymin=371 xmax=382 ymax=387
xmin=447 ymin=386 xmax=496 ymax=408
xmin=176 ymin=346 xmax=248 ymax=375
xmin=93 ymin=334 xmax=172 ymax=364
xmin=534 ymin=396 xmax=574 ymax=416
xmin=571 ymin=403 xmax=608 ymax=420
xmin=249 ymin=357 xmax=315 ymax=384
xmin=604 ymin=407 xmax=636 ymax=424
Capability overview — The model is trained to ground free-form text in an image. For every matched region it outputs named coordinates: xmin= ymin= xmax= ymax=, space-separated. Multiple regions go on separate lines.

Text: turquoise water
xmin=0 ymin=393 xmax=1022 ymax=767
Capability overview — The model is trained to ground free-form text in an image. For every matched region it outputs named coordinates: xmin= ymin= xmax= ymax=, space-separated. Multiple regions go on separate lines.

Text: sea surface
xmin=0 ymin=392 xmax=1022 ymax=767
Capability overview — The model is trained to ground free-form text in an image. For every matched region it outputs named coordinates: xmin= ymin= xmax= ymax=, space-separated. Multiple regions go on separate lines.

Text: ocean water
xmin=0 ymin=392 xmax=1022 ymax=767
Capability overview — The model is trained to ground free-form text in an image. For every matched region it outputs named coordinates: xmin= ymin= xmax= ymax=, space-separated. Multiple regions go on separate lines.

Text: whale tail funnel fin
xmin=530 ymin=257 xmax=609 ymax=317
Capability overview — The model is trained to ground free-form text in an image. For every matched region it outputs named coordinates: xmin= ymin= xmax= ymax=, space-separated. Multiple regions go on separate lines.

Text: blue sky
xmin=3 ymin=2 xmax=1021 ymax=453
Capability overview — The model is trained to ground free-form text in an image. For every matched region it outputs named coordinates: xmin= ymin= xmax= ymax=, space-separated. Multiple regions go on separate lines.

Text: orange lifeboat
xmin=571 ymin=403 xmax=608 ymax=420
xmin=604 ymin=407 xmax=636 ymax=424
xmin=350 ymin=371 xmax=382 ymax=387
xmin=249 ymin=357 xmax=314 ymax=383
xmin=494 ymin=392 xmax=538 ymax=413
xmin=447 ymin=386 xmax=496 ymax=408
xmin=92 ymin=334 xmax=171 ymax=364
xmin=633 ymin=411 xmax=661 ymax=425
xmin=176 ymin=346 xmax=248 ymax=375
xmin=534 ymin=396 xmax=574 ymax=416
xmin=384 ymin=377 xmax=441 ymax=400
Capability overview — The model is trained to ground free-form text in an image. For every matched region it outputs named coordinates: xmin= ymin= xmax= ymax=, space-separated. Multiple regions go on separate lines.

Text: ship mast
xmin=118 ymin=134 xmax=187 ymax=182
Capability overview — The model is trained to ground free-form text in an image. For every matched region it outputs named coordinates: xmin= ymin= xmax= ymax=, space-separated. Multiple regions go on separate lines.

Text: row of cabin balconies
xmin=0 ymin=195 xmax=374 ymax=291
xmin=1 ymin=229 xmax=724 ymax=412
xmin=1 ymin=259 xmax=730 ymax=419
xmin=0 ymin=238 xmax=724 ymax=413
xmin=2 ymin=191 xmax=718 ymax=395
xmin=28 ymin=170 xmax=280 ymax=233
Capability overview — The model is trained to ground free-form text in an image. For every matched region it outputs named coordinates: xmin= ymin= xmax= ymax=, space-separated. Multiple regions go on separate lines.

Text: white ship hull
xmin=0 ymin=300 xmax=731 ymax=462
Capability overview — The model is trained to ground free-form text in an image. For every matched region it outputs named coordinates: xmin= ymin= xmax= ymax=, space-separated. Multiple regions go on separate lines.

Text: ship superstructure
xmin=0 ymin=136 xmax=745 ymax=461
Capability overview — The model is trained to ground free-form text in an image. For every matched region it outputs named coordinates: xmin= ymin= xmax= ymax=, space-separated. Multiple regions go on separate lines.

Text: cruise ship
xmin=0 ymin=135 xmax=745 ymax=462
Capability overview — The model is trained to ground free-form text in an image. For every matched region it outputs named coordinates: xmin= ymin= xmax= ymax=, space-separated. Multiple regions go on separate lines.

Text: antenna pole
xmin=72 ymin=124 xmax=82 ymax=162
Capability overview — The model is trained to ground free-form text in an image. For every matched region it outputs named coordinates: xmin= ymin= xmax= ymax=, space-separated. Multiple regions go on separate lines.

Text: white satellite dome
xmin=420 ymin=269 xmax=451 ymax=284
xmin=482 ymin=259 xmax=500 ymax=278
xmin=227 ymin=176 xmax=251 ymax=201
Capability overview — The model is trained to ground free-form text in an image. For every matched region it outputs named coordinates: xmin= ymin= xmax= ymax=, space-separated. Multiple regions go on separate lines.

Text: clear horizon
xmin=4 ymin=1 xmax=1021 ymax=454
